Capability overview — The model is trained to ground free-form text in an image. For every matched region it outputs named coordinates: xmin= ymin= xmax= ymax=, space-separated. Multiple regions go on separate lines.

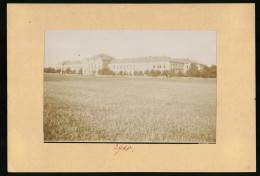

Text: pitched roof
xmin=84 ymin=54 xmax=114 ymax=61
xmin=56 ymin=60 xmax=83 ymax=65
xmin=109 ymin=56 xmax=200 ymax=64
xmin=170 ymin=58 xmax=200 ymax=64
xmin=56 ymin=54 xmax=200 ymax=65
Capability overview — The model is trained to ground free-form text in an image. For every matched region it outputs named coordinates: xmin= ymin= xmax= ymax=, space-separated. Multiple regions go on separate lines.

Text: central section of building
xmin=82 ymin=54 xmax=200 ymax=75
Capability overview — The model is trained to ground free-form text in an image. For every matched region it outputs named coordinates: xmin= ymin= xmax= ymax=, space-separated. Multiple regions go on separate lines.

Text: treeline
xmin=187 ymin=64 xmax=217 ymax=78
xmin=44 ymin=67 xmax=56 ymax=73
xmin=44 ymin=63 xmax=217 ymax=78
xmin=44 ymin=67 xmax=83 ymax=74
xmin=97 ymin=63 xmax=217 ymax=78
xmin=97 ymin=69 xmax=183 ymax=77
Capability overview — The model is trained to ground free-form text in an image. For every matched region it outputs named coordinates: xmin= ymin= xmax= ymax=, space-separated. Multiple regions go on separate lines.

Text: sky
xmin=44 ymin=30 xmax=216 ymax=67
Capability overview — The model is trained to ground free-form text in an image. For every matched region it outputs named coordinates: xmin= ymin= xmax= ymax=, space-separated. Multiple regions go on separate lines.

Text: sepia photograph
xmin=44 ymin=30 xmax=217 ymax=143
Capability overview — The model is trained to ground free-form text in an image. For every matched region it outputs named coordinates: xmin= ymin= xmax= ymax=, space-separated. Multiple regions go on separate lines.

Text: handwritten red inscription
xmin=113 ymin=144 xmax=133 ymax=155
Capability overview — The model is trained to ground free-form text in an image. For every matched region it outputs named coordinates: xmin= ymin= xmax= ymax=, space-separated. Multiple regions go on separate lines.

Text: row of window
xmin=84 ymin=64 xmax=101 ymax=69
xmin=69 ymin=66 xmax=80 ymax=69
xmin=110 ymin=64 xmax=170 ymax=70
xmin=170 ymin=64 xmax=182 ymax=69
xmin=58 ymin=63 xmax=182 ymax=71
xmin=153 ymin=64 xmax=167 ymax=69
xmin=110 ymin=64 xmax=139 ymax=70
xmin=56 ymin=66 xmax=81 ymax=69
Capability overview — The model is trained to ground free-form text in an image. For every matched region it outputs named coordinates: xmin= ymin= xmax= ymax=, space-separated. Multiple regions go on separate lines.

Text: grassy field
xmin=44 ymin=73 xmax=216 ymax=143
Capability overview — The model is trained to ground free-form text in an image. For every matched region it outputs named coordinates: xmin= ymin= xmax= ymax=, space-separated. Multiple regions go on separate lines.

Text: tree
xmin=150 ymin=69 xmax=155 ymax=76
xmin=144 ymin=70 xmax=150 ymax=76
xmin=56 ymin=68 xmax=61 ymax=74
xmin=138 ymin=71 xmax=144 ymax=76
xmin=209 ymin=65 xmax=217 ymax=78
xmin=169 ymin=69 xmax=176 ymax=77
xmin=79 ymin=68 xmax=83 ymax=75
xmin=66 ymin=67 xmax=71 ymax=74
xmin=44 ymin=67 xmax=55 ymax=73
xmin=186 ymin=63 xmax=200 ymax=77
xmin=201 ymin=64 xmax=210 ymax=78
xmin=97 ymin=68 xmax=115 ymax=75
xmin=97 ymin=69 xmax=102 ymax=75
xmin=177 ymin=70 xmax=184 ymax=77
xmin=133 ymin=71 xmax=138 ymax=76
xmin=162 ymin=70 xmax=169 ymax=77
xmin=155 ymin=70 xmax=161 ymax=76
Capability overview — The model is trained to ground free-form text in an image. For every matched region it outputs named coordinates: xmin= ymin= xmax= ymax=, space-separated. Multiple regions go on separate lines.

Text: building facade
xmin=55 ymin=60 xmax=83 ymax=73
xmin=82 ymin=54 xmax=114 ymax=75
xmin=55 ymin=54 xmax=202 ymax=75
xmin=108 ymin=57 xmax=186 ymax=75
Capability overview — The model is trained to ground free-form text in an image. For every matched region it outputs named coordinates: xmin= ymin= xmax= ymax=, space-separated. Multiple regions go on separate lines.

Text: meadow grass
xmin=44 ymin=73 xmax=216 ymax=143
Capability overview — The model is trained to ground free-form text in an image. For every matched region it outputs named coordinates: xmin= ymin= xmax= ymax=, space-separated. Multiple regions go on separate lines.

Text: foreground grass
xmin=44 ymin=74 xmax=216 ymax=143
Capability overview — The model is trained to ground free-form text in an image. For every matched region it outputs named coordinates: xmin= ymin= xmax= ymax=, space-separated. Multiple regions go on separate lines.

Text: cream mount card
xmin=7 ymin=3 xmax=255 ymax=172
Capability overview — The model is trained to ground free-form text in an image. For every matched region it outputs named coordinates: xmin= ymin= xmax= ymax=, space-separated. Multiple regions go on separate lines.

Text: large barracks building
xmin=55 ymin=54 xmax=202 ymax=75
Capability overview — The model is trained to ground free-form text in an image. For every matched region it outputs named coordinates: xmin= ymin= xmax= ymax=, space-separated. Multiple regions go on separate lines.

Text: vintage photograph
xmin=44 ymin=30 xmax=216 ymax=143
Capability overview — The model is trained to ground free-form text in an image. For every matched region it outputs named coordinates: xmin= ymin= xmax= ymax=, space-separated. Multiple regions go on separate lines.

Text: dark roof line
xmin=109 ymin=56 xmax=200 ymax=64
xmin=57 ymin=54 xmax=201 ymax=65
xmin=84 ymin=53 xmax=114 ymax=61
xmin=56 ymin=60 xmax=83 ymax=65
